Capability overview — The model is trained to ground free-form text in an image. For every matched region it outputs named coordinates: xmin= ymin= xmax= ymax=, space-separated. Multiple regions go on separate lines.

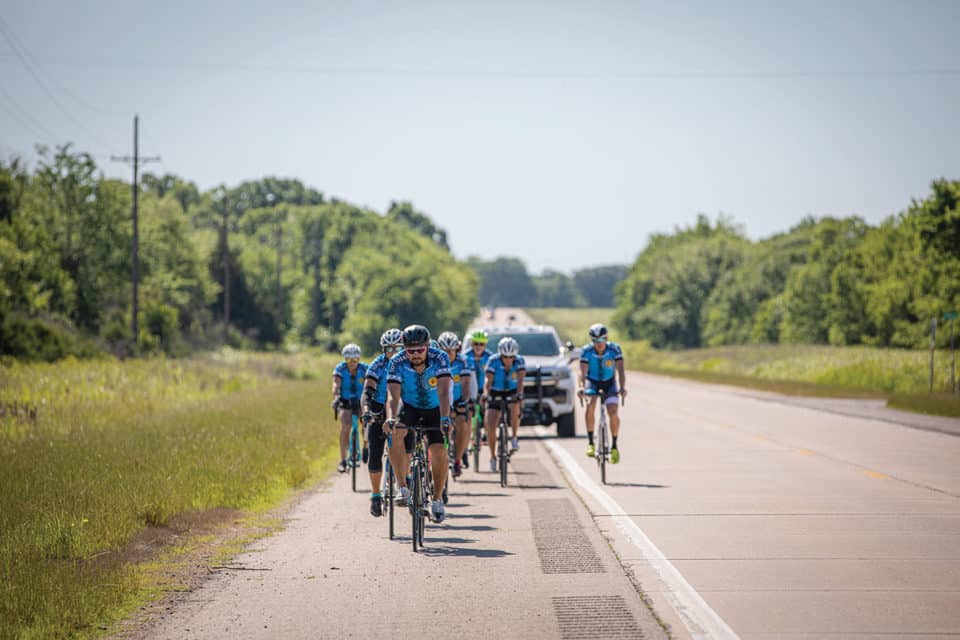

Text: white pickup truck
xmin=466 ymin=324 xmax=579 ymax=437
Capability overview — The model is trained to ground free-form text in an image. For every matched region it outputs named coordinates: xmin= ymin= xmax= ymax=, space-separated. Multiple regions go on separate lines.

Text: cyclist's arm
xmin=616 ymin=359 xmax=627 ymax=394
xmin=438 ymin=376 xmax=452 ymax=418
xmin=386 ymin=381 xmax=401 ymax=422
xmin=332 ymin=373 xmax=342 ymax=397
xmin=361 ymin=377 xmax=377 ymax=413
xmin=484 ymin=371 xmax=494 ymax=398
xmin=578 ymin=361 xmax=588 ymax=388
xmin=516 ymin=370 xmax=526 ymax=396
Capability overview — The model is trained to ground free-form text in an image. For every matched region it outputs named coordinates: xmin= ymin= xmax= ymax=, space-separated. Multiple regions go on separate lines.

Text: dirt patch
xmin=108 ymin=478 xmax=336 ymax=640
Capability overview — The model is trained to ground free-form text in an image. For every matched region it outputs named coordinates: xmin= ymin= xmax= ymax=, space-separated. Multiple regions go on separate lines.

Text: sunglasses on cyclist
xmin=592 ymin=338 xmax=607 ymax=344
xmin=346 ymin=357 xmax=360 ymax=364
xmin=472 ymin=341 xmax=487 ymax=347
xmin=405 ymin=346 xmax=427 ymax=355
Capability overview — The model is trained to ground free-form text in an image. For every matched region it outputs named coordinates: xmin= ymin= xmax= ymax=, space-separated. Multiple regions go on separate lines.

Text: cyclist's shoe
xmin=361 ymin=447 xmax=369 ymax=464
xmin=489 ymin=458 xmax=497 ymax=473
xmin=510 ymin=437 xmax=519 ymax=452
xmin=462 ymin=452 xmax=469 ymax=469
xmin=337 ymin=459 xmax=348 ymax=473
xmin=399 ymin=486 xmax=412 ymax=506
xmin=442 ymin=485 xmax=449 ymax=505
xmin=370 ymin=495 xmax=383 ymax=517
xmin=452 ymin=461 xmax=463 ymax=478
xmin=611 ymin=448 xmax=620 ymax=464
xmin=585 ymin=444 xmax=596 ymax=458
xmin=431 ymin=500 xmax=446 ymax=523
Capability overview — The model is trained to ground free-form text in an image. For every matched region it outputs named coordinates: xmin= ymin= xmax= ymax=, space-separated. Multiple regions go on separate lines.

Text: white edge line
xmin=535 ymin=426 xmax=740 ymax=640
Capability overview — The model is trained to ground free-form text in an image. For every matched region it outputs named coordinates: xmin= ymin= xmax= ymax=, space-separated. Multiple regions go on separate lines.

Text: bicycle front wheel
xmin=387 ymin=461 xmax=395 ymax=539
xmin=412 ymin=462 xmax=421 ymax=552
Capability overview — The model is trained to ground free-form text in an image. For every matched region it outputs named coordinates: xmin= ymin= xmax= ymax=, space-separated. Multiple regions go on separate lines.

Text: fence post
xmin=929 ymin=318 xmax=937 ymax=393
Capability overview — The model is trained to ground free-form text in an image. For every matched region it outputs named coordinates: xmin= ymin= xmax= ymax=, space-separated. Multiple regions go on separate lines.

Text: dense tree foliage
xmin=0 ymin=146 xmax=477 ymax=360
xmin=469 ymin=258 xmax=627 ymax=309
xmin=615 ymin=181 xmax=960 ymax=349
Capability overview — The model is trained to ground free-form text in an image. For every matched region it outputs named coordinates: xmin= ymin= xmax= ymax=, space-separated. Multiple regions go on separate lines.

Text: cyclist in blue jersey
xmin=437 ymin=331 xmax=471 ymax=479
xmin=361 ymin=328 xmax=403 ymax=517
xmin=483 ymin=337 xmax=525 ymax=472
xmin=464 ymin=329 xmax=494 ymax=459
xmin=577 ymin=323 xmax=627 ymax=463
xmin=331 ymin=343 xmax=369 ymax=473
xmin=385 ymin=325 xmax=453 ymax=523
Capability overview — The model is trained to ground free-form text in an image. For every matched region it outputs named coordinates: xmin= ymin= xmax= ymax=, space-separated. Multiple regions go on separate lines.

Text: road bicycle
xmin=471 ymin=400 xmax=484 ymax=471
xmin=494 ymin=395 xmax=516 ymax=488
xmin=366 ymin=412 xmax=395 ymax=539
xmin=581 ymin=387 xmax=622 ymax=485
xmin=404 ymin=421 xmax=445 ymax=552
xmin=334 ymin=405 xmax=364 ymax=492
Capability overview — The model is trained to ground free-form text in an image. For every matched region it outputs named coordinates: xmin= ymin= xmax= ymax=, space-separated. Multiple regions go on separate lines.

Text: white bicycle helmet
xmin=380 ymin=328 xmax=403 ymax=348
xmin=588 ymin=323 xmax=608 ymax=340
xmin=437 ymin=331 xmax=460 ymax=351
xmin=341 ymin=343 xmax=362 ymax=359
xmin=497 ymin=337 xmax=519 ymax=357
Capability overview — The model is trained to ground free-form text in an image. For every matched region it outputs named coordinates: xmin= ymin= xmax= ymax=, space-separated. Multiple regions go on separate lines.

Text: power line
xmin=0 ymin=86 xmax=58 ymax=141
xmin=0 ymin=16 xmax=113 ymax=148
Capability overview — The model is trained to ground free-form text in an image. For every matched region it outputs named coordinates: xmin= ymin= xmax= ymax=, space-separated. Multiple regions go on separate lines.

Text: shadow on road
xmin=460 ymin=492 xmax=509 ymax=498
xmin=419 ymin=545 xmax=514 ymax=559
xmin=445 ymin=512 xmax=496 ymax=519
xmin=604 ymin=482 xmax=669 ymax=489
xmin=438 ymin=524 xmax=497 ymax=532
xmin=516 ymin=484 xmax=562 ymax=490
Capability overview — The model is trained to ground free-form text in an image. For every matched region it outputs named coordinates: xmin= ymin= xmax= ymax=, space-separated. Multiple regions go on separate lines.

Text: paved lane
xmin=547 ymin=370 xmax=960 ymax=639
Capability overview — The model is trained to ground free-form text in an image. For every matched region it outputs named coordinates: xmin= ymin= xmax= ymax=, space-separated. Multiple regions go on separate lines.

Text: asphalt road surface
xmin=139 ymin=309 xmax=960 ymax=639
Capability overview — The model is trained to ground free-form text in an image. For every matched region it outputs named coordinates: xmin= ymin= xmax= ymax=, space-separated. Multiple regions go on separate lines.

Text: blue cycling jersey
xmin=465 ymin=348 xmax=493 ymax=394
xmin=364 ymin=353 xmax=391 ymax=405
xmin=387 ymin=348 xmax=451 ymax=410
xmin=447 ymin=353 xmax=471 ymax=402
xmin=485 ymin=354 xmax=525 ymax=392
xmin=333 ymin=361 xmax=368 ymax=400
xmin=579 ymin=342 xmax=623 ymax=382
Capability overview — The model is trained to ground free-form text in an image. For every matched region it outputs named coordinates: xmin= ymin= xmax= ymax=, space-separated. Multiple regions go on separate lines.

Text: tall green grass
xmin=0 ymin=351 xmax=339 ymax=639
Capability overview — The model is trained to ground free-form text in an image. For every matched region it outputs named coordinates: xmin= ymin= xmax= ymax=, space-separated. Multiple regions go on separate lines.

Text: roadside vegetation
xmin=529 ymin=308 xmax=959 ymax=418
xmin=0 ymin=351 xmax=339 ymax=639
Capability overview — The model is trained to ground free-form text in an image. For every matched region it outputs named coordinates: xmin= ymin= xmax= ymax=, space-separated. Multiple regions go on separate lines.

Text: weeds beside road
xmin=0 ymin=350 xmax=339 ymax=639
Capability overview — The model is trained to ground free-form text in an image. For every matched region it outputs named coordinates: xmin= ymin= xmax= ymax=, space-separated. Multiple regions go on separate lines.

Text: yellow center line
xmin=795 ymin=448 xmax=816 ymax=456
xmin=862 ymin=469 xmax=889 ymax=480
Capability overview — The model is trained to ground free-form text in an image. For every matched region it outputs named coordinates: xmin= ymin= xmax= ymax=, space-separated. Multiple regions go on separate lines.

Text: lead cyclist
xmin=577 ymin=323 xmax=627 ymax=463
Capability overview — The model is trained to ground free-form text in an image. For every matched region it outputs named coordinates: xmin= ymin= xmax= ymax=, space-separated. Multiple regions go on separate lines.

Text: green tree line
xmin=468 ymin=257 xmax=627 ymax=308
xmin=614 ymin=180 xmax=960 ymax=349
xmin=0 ymin=145 xmax=478 ymax=360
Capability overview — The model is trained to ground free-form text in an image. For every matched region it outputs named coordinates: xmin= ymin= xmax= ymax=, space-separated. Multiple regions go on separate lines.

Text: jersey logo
xmin=428 ymin=376 xmax=438 ymax=388
xmin=453 ymin=374 xmax=460 ymax=383
xmin=511 ymin=372 xmax=517 ymax=380
xmin=604 ymin=359 xmax=614 ymax=368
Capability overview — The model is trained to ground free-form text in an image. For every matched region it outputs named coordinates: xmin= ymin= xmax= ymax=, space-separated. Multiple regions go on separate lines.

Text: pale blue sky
xmin=1 ymin=1 xmax=958 ymax=272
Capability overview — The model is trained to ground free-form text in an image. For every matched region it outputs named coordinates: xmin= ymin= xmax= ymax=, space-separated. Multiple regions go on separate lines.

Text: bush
xmin=0 ymin=314 xmax=99 ymax=361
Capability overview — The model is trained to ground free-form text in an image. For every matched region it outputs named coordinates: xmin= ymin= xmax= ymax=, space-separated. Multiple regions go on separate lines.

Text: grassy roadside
xmin=527 ymin=308 xmax=960 ymax=418
xmin=0 ymin=351 xmax=340 ymax=639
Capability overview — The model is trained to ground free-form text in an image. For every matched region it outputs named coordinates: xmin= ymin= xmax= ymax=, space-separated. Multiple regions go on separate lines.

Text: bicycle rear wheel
xmin=499 ymin=419 xmax=508 ymax=487
xmin=472 ymin=408 xmax=482 ymax=471
xmin=386 ymin=461 xmax=395 ymax=539
xmin=412 ymin=460 xmax=421 ymax=552
xmin=599 ymin=420 xmax=607 ymax=485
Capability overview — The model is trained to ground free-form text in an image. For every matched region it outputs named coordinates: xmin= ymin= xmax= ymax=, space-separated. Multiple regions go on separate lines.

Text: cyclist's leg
xmin=509 ymin=397 xmax=520 ymax=439
xmin=388 ymin=426 xmax=411 ymax=490
xmin=485 ymin=404 xmax=501 ymax=460
xmin=338 ymin=401 xmax=352 ymax=462
xmin=454 ymin=408 xmax=470 ymax=464
xmin=366 ymin=417 xmax=386 ymax=493
xmin=584 ymin=395 xmax=598 ymax=433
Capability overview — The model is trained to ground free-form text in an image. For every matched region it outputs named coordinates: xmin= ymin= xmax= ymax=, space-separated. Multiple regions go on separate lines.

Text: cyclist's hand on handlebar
xmin=362 ymin=411 xmax=373 ymax=424
xmin=330 ymin=399 xmax=339 ymax=411
xmin=440 ymin=416 xmax=452 ymax=429
xmin=383 ymin=418 xmax=396 ymax=434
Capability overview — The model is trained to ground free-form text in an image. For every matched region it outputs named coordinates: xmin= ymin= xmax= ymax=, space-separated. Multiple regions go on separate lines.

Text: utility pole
xmin=111 ymin=115 xmax=159 ymax=342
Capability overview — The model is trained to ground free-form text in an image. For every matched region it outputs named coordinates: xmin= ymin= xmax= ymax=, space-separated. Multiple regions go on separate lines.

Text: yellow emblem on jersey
xmin=428 ymin=377 xmax=438 ymax=387
xmin=453 ymin=374 xmax=461 ymax=383
xmin=604 ymin=359 xmax=614 ymax=368
xmin=511 ymin=372 xmax=517 ymax=380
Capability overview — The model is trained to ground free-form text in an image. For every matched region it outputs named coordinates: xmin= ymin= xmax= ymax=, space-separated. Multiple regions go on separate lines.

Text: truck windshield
xmin=486 ymin=333 xmax=560 ymax=357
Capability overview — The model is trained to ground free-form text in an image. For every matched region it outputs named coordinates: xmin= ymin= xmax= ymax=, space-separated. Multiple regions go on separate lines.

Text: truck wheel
xmin=556 ymin=412 xmax=576 ymax=438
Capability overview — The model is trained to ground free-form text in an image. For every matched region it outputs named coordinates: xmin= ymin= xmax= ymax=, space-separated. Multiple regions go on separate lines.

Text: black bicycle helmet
xmin=588 ymin=323 xmax=608 ymax=340
xmin=402 ymin=324 xmax=431 ymax=347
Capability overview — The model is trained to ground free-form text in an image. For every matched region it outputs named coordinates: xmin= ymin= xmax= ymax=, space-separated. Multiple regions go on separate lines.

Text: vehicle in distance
xmin=466 ymin=324 xmax=578 ymax=437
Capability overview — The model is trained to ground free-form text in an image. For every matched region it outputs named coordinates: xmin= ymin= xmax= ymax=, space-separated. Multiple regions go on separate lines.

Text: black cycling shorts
xmin=337 ymin=397 xmax=361 ymax=413
xmin=364 ymin=401 xmax=387 ymax=473
xmin=453 ymin=399 xmax=469 ymax=417
xmin=398 ymin=405 xmax=445 ymax=446
xmin=486 ymin=390 xmax=518 ymax=411
xmin=585 ymin=378 xmax=619 ymax=404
